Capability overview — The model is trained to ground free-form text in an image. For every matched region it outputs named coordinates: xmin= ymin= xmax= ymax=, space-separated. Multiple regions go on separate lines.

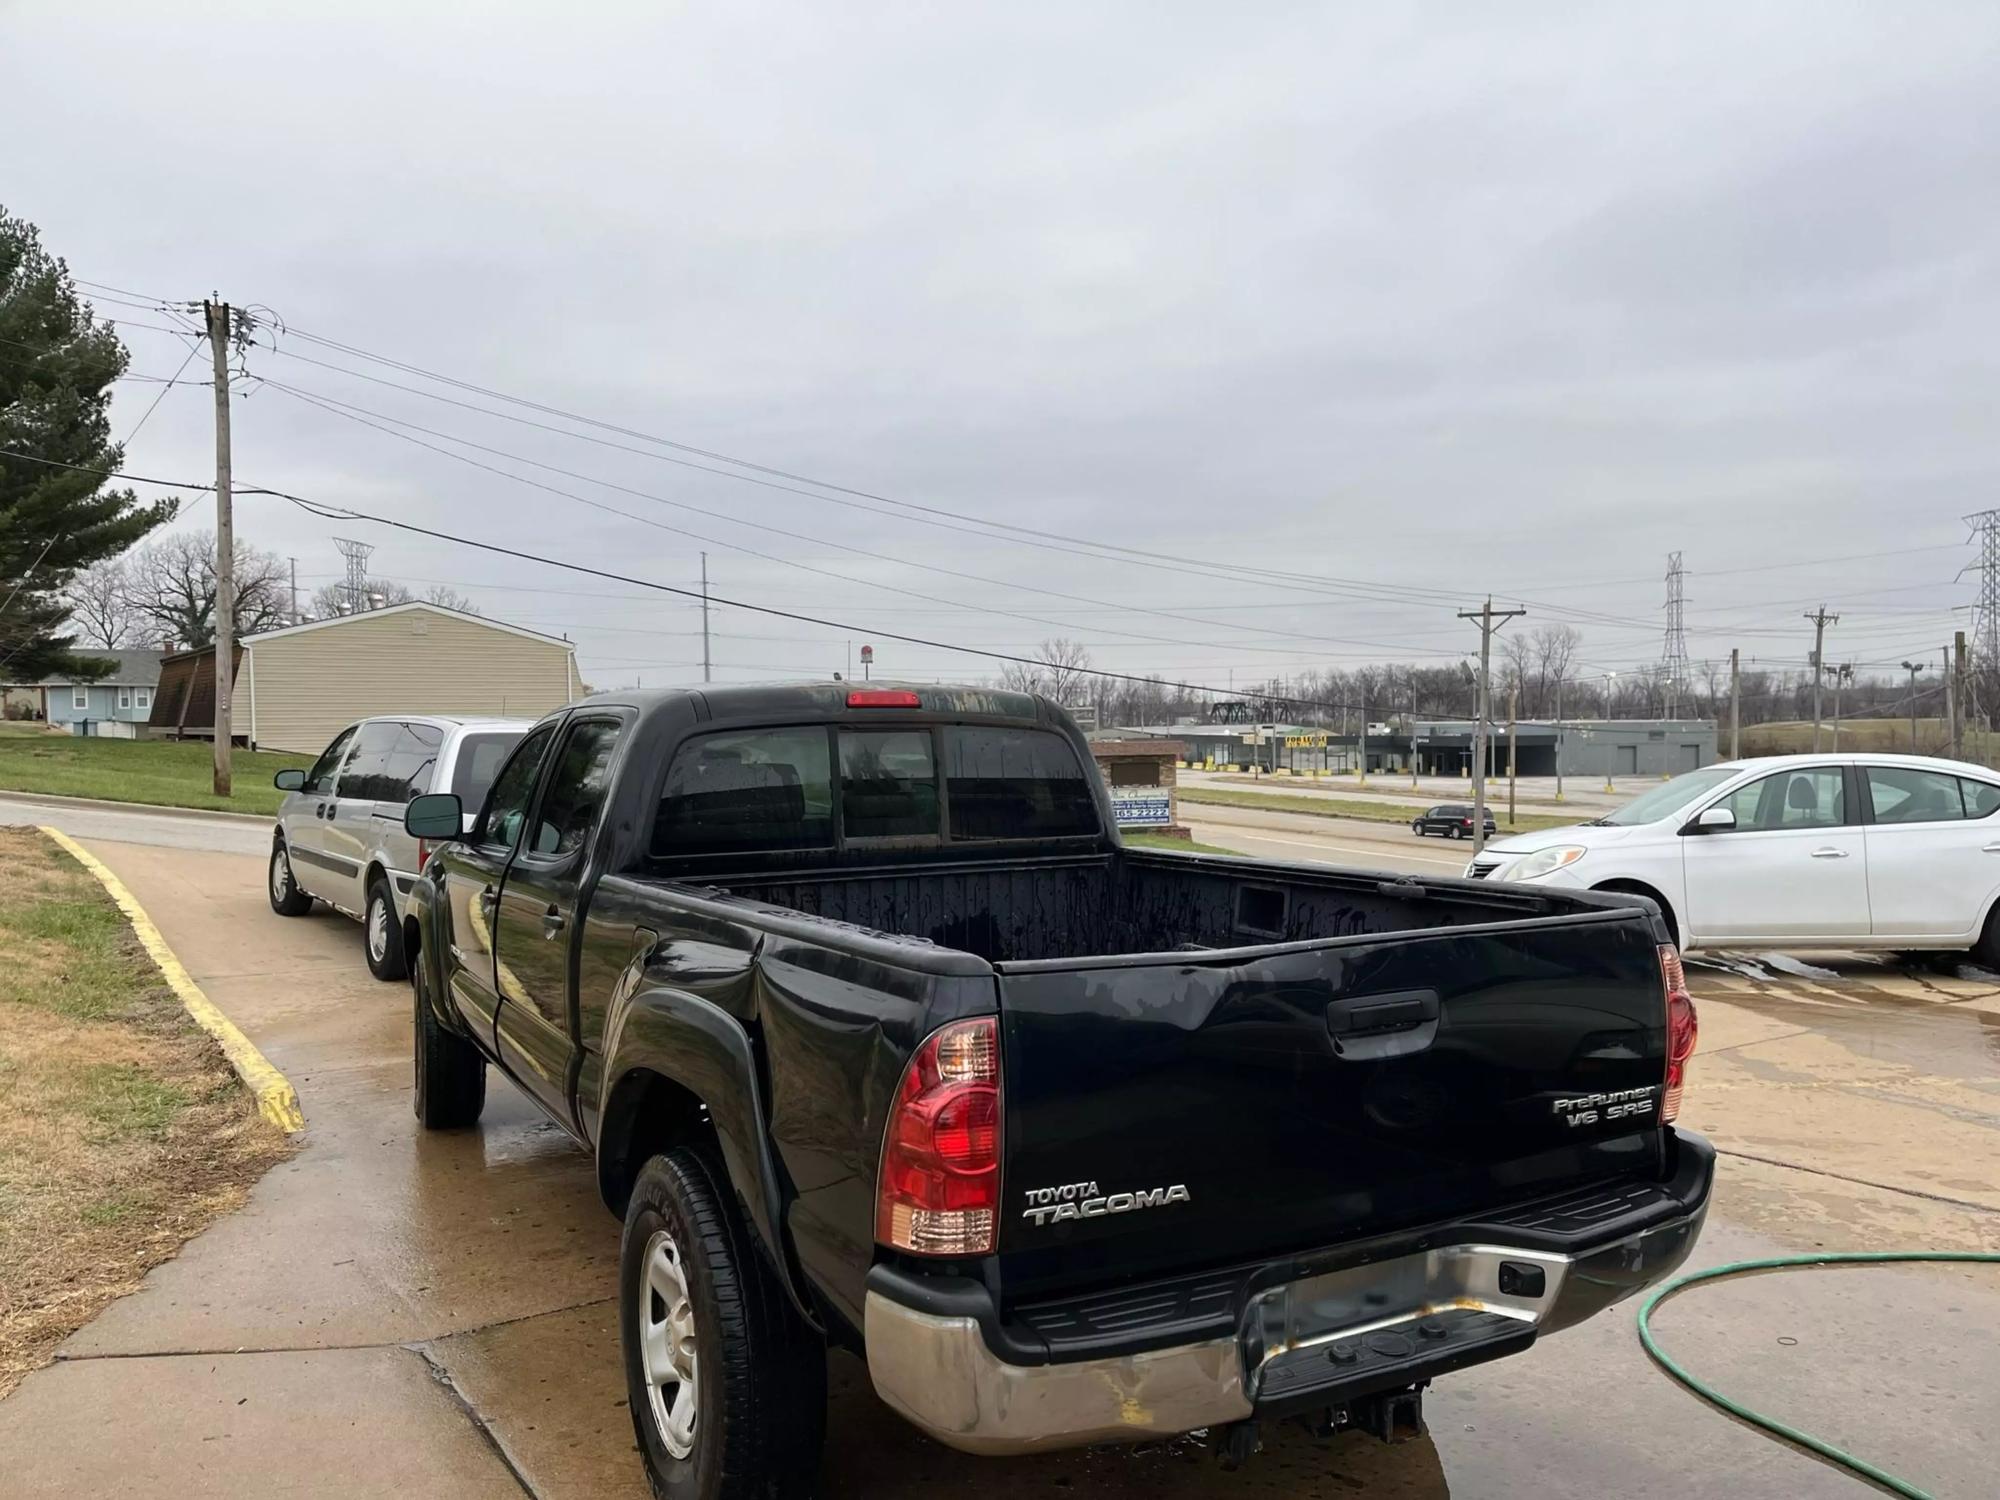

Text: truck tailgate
xmin=994 ymin=912 xmax=1671 ymax=1289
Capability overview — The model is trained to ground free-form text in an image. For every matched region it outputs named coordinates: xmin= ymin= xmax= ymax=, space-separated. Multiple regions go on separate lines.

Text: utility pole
xmin=204 ymin=299 xmax=235 ymax=797
xmin=1506 ymin=679 xmax=1518 ymax=829
xmin=1945 ymin=642 xmax=1958 ymax=758
xmin=1553 ymin=674 xmax=1565 ymax=802
xmin=1358 ymin=702 xmax=1368 ymax=785
xmin=288 ymin=557 xmax=299 ymax=625
xmin=1729 ymin=648 xmax=1741 ymax=761
xmin=699 ymin=552 xmax=711 ymax=684
xmin=1804 ymin=606 xmax=1838 ymax=752
xmin=1954 ymin=630 xmax=1969 ymax=760
xmin=1409 ymin=676 xmax=1419 ymax=789
xmin=1458 ymin=598 xmax=1525 ymax=857
xmin=1901 ymin=661 xmax=1925 ymax=752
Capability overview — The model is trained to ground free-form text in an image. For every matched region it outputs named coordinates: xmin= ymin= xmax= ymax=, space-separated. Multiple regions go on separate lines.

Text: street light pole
xmin=1901 ymin=661 xmax=1924 ymax=751
xmin=1602 ymin=672 xmax=1617 ymax=792
xmin=1553 ymin=674 xmax=1564 ymax=803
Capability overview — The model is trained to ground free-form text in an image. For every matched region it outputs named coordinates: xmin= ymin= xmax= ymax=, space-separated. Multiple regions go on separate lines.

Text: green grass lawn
xmin=1121 ymin=831 xmax=1240 ymax=855
xmin=0 ymin=725 xmax=311 ymax=816
xmin=1176 ymin=784 xmax=1576 ymax=835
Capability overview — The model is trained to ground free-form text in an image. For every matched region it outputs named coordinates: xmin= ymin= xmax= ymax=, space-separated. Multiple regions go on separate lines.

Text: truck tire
xmin=365 ymin=877 xmax=409 ymax=982
xmin=413 ymin=962 xmax=484 ymax=1129
xmin=268 ymin=840 xmax=312 ymax=916
xmin=620 ymin=1150 xmax=825 ymax=1500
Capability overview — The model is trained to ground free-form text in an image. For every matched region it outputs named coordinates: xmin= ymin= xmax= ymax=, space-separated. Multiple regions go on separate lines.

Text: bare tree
xmin=125 ymin=530 xmax=289 ymax=648
xmin=63 ymin=559 xmax=138 ymax=648
xmin=305 ymin=578 xmax=481 ymax=621
xmin=422 ymin=584 xmax=482 ymax=616
xmin=1001 ymin=638 xmax=1093 ymax=704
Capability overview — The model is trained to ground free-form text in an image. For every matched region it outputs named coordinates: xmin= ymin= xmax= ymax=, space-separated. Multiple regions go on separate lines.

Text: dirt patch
xmin=0 ymin=828 xmax=294 ymax=1398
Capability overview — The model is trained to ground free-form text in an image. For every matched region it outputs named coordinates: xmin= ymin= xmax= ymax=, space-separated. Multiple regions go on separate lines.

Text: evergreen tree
xmin=0 ymin=206 xmax=176 ymax=679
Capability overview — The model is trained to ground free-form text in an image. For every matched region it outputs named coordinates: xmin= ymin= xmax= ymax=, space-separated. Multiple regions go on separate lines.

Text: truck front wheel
xmin=413 ymin=961 xmax=484 ymax=1129
xmin=620 ymin=1150 xmax=825 ymax=1500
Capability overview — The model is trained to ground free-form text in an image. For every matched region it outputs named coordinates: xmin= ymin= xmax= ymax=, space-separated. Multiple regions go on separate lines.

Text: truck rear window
xmin=651 ymin=723 xmax=1098 ymax=856
xmin=944 ymin=727 xmax=1097 ymax=839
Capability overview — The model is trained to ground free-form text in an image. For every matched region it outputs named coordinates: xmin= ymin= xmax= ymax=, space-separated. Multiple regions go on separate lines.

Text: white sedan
xmin=1470 ymin=753 xmax=2000 ymax=959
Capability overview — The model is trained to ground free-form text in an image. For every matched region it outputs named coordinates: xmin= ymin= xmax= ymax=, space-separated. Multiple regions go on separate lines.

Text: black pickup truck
xmin=393 ymin=682 xmax=1710 ymax=1497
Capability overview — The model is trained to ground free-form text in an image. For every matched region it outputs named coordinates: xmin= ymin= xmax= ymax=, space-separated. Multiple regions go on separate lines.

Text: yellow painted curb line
xmin=40 ymin=826 xmax=305 ymax=1133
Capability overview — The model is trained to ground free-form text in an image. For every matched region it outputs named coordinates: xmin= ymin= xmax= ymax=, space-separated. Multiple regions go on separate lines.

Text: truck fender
xmin=598 ymin=985 xmax=817 ymax=1325
xmin=401 ymin=875 xmax=470 ymax=1038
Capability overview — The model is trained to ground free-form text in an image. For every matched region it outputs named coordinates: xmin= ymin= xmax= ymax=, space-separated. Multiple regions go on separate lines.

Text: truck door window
xmin=530 ymin=719 xmax=624 ymax=857
xmin=479 ymin=724 xmax=557 ymax=851
xmin=838 ymin=730 xmax=938 ymax=839
xmin=944 ymin=727 xmax=1099 ymax=839
xmin=653 ymin=727 xmax=834 ymax=856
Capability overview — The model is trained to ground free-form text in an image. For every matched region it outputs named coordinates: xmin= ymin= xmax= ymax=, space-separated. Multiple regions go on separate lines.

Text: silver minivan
xmin=269 ymin=715 xmax=530 ymax=979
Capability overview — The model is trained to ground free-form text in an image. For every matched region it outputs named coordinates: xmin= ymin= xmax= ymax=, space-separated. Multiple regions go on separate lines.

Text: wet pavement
xmin=1 ymin=835 xmax=1995 ymax=1498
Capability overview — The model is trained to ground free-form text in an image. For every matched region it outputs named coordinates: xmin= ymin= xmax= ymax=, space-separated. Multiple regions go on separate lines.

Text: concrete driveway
xmin=2 ymin=822 xmax=1996 ymax=1498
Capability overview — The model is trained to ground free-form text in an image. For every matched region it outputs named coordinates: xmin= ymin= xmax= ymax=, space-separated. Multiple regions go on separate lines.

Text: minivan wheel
xmin=413 ymin=961 xmax=484 ymax=1129
xmin=620 ymin=1150 xmax=824 ymax=1500
xmin=364 ymin=878 xmax=409 ymax=982
xmin=268 ymin=841 xmax=312 ymax=916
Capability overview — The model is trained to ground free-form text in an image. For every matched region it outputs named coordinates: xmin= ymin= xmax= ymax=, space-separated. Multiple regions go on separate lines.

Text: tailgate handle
xmin=1327 ymin=989 xmax=1441 ymax=1060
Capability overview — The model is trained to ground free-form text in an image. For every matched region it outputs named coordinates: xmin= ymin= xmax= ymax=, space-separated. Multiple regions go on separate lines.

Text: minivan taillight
xmin=876 ymin=1017 xmax=1000 ymax=1256
xmin=1659 ymin=945 xmax=1698 ymax=1123
xmin=415 ymin=838 xmax=432 ymax=872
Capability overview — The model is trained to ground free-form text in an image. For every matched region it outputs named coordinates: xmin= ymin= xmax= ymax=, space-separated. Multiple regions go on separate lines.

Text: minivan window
xmin=336 ymin=720 xmax=406 ymax=801
xmin=945 ymin=727 xmax=1098 ymax=839
xmin=302 ymin=725 xmax=356 ymax=796
xmin=451 ymin=731 xmax=523 ymax=809
xmin=380 ymin=722 xmax=444 ymax=805
xmin=1599 ymin=765 xmax=1740 ymax=826
xmin=653 ymin=727 xmax=834 ymax=857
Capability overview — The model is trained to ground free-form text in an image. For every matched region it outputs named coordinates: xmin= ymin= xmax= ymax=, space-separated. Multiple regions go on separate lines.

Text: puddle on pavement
xmin=1685 ymin=952 xmax=2000 ymax=1076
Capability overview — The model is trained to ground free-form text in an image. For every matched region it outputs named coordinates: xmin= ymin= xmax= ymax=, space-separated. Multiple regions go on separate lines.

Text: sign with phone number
xmin=1110 ymin=787 xmax=1172 ymax=827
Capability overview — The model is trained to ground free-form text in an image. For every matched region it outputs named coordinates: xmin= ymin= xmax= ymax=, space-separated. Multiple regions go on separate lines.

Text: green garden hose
xmin=1636 ymin=1252 xmax=2000 ymax=1499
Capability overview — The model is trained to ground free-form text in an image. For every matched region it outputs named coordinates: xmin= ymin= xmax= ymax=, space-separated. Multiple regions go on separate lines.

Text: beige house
xmin=218 ymin=603 xmax=578 ymax=753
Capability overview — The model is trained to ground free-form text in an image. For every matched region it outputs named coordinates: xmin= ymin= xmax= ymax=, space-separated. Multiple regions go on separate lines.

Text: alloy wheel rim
xmin=272 ymin=850 xmax=290 ymax=900
xmin=638 ymin=1228 xmax=698 ymax=1459
xmin=367 ymin=897 xmax=388 ymax=961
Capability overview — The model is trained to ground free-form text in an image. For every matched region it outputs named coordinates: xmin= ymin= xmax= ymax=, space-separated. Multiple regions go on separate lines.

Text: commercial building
xmin=149 ymin=603 xmax=580 ymax=752
xmin=1404 ymin=719 xmax=1717 ymax=778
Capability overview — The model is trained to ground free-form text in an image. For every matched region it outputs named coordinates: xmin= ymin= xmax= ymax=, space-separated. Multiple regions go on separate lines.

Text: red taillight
xmin=415 ymin=838 xmax=432 ymax=872
xmin=876 ymin=1016 xmax=1000 ymax=1256
xmin=849 ymin=689 xmax=921 ymax=708
xmin=1659 ymin=945 xmax=1698 ymax=1123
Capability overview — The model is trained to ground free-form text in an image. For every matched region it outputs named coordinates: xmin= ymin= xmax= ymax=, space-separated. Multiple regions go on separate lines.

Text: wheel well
xmin=597 ymin=1068 xmax=713 ymax=1216
xmin=364 ymin=860 xmax=387 ymax=895
xmin=1592 ymin=878 xmax=1680 ymax=946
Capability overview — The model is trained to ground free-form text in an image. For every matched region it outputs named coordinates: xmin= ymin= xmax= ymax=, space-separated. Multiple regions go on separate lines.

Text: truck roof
xmin=570 ymin=680 xmax=1055 ymax=727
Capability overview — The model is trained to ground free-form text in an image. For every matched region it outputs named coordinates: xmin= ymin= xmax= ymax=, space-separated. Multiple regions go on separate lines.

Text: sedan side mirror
xmin=273 ymin=768 xmax=306 ymax=791
xmin=1689 ymin=806 xmax=1736 ymax=833
xmin=405 ymin=792 xmax=465 ymax=840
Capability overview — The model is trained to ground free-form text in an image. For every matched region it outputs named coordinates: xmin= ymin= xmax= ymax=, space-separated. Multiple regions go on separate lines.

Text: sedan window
xmin=1963 ymin=778 xmax=2000 ymax=819
xmin=1867 ymin=766 xmax=1964 ymax=825
xmin=1715 ymin=767 xmax=1845 ymax=831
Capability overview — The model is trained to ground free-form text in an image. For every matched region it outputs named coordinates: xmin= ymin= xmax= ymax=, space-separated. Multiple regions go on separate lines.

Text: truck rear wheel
xmin=620 ymin=1150 xmax=824 ymax=1500
xmin=413 ymin=962 xmax=484 ymax=1129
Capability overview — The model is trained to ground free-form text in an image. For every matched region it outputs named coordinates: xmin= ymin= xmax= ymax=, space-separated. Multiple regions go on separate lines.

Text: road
xmin=1 ymin=800 xmax=1995 ymax=1498
xmin=1184 ymin=799 xmax=1478 ymax=874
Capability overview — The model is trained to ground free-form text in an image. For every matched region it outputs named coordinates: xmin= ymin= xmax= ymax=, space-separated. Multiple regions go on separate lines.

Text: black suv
xmin=1412 ymin=803 xmax=1498 ymax=839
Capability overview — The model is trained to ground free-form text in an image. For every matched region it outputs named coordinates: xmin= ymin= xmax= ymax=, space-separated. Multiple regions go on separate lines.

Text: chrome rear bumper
xmin=865 ymin=1199 xmax=1705 ymax=1455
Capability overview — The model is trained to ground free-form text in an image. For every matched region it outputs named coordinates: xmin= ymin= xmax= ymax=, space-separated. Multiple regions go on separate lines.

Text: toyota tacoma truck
xmin=390 ymin=682 xmax=1710 ymax=1498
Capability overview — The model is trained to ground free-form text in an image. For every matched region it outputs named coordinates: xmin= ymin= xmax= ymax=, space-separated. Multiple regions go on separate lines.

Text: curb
xmin=0 ymin=788 xmax=273 ymax=826
xmin=39 ymin=826 xmax=305 ymax=1133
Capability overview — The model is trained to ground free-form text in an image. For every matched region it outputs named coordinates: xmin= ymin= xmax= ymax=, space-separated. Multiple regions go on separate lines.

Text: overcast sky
xmin=5 ymin=2 xmax=1997 ymax=697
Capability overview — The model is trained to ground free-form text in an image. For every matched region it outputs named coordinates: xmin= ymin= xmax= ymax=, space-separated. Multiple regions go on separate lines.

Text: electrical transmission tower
xmin=333 ymin=538 xmax=374 ymax=617
xmin=1660 ymin=552 xmax=1690 ymax=718
xmin=1966 ymin=510 xmax=2000 ymax=672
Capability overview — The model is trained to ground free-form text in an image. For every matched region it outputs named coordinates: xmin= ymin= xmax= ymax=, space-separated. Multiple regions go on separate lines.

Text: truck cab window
xmin=944 ymin=727 xmax=1098 ymax=839
xmin=839 ymin=730 xmax=938 ymax=839
xmin=481 ymin=724 xmax=557 ymax=851
xmin=531 ymin=720 xmax=624 ymax=857
xmin=654 ymin=727 xmax=834 ymax=856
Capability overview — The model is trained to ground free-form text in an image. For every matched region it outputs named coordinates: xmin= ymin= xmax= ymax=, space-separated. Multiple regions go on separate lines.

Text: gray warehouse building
xmin=1408 ymin=719 xmax=1716 ymax=778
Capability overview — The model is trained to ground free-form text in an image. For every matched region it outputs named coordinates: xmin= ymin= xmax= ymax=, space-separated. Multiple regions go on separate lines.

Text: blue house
xmin=1 ymin=649 xmax=166 ymax=738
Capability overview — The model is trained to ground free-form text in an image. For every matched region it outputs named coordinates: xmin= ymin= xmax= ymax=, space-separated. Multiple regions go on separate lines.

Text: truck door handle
xmin=1809 ymin=847 xmax=1850 ymax=859
xmin=541 ymin=906 xmax=566 ymax=936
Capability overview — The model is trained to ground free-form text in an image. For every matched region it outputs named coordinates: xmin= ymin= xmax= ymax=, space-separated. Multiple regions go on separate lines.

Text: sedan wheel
xmin=639 ymin=1230 xmax=700 ymax=1460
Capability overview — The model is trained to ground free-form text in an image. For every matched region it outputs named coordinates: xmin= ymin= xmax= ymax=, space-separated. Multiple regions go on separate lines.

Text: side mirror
xmin=1690 ymin=806 xmax=1736 ymax=833
xmin=405 ymin=792 xmax=465 ymax=840
xmin=273 ymin=768 xmax=306 ymax=791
